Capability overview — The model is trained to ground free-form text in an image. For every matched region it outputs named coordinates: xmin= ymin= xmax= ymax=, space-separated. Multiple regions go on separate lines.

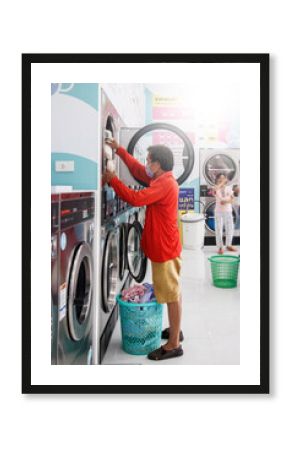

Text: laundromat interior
xmin=51 ymin=82 xmax=240 ymax=365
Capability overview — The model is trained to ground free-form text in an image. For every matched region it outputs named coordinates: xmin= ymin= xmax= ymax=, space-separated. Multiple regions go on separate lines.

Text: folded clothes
xmin=121 ymin=283 xmax=155 ymax=303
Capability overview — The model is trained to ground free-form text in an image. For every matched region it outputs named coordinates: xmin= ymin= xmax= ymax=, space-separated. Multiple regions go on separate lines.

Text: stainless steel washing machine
xmin=57 ymin=192 xmax=95 ymax=365
xmin=101 ymin=89 xmax=127 ymax=225
xmin=200 ymin=189 xmax=240 ymax=245
xmin=99 ymin=91 xmax=157 ymax=363
xmin=99 ymin=89 xmax=131 ymax=362
xmin=117 ymin=211 xmax=130 ymax=289
xmin=126 ymin=206 xmax=147 ymax=280
xmin=99 ymin=210 xmax=148 ymax=363
xmin=200 ymin=148 xmax=240 ymax=186
xmin=99 ymin=220 xmax=120 ymax=363
xmin=51 ymin=194 xmax=60 ymax=365
xmin=204 ymin=200 xmax=240 ymax=236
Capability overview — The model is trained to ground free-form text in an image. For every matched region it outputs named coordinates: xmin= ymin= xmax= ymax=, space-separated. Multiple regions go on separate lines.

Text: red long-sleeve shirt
xmin=109 ymin=146 xmax=182 ymax=263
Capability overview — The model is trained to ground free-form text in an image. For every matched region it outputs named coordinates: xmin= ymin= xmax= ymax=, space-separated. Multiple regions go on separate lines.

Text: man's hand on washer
xmin=105 ymin=138 xmax=119 ymax=150
xmin=102 ymin=170 xmax=117 ymax=186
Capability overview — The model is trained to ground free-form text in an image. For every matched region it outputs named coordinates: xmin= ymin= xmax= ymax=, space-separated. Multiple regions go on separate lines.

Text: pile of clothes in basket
xmin=121 ymin=283 xmax=156 ymax=304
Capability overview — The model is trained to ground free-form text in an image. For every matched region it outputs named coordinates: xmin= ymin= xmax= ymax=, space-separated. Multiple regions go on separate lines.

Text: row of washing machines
xmin=98 ymin=90 xmax=149 ymax=363
xmin=99 ymin=192 xmax=147 ymax=363
xmin=50 ymin=89 xmax=152 ymax=365
xmin=51 ymin=190 xmax=147 ymax=365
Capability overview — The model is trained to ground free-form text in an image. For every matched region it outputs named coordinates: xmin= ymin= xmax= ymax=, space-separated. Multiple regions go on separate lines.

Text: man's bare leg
xmin=163 ymin=295 xmax=182 ymax=350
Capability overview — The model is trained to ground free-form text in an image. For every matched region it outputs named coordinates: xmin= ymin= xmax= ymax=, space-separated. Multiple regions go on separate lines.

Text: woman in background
xmin=213 ymin=173 xmax=237 ymax=255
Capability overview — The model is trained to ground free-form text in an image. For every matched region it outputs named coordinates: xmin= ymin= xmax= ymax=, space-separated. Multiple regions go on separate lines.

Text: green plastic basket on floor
xmin=208 ymin=255 xmax=240 ymax=288
xmin=116 ymin=294 xmax=163 ymax=355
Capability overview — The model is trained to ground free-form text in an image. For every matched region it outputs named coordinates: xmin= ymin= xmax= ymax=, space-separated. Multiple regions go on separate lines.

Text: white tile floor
xmin=103 ymin=246 xmax=240 ymax=365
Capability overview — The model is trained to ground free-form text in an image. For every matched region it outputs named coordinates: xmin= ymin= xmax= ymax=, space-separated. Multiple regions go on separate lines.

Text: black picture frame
xmin=22 ymin=53 xmax=269 ymax=394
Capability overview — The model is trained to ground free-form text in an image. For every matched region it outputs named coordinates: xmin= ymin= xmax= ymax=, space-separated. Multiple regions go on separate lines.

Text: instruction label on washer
xmin=59 ymin=283 xmax=67 ymax=321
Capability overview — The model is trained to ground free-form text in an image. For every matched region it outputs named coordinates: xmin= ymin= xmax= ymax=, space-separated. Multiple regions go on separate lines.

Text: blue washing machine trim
xmin=51 ymin=83 xmax=99 ymax=111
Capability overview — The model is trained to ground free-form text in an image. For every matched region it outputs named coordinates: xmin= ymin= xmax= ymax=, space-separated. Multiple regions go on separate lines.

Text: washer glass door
xmin=204 ymin=154 xmax=237 ymax=185
xmin=127 ymin=123 xmax=195 ymax=186
xmin=119 ymin=223 xmax=127 ymax=281
xmin=205 ymin=201 xmax=237 ymax=235
xmin=127 ymin=221 xmax=147 ymax=282
xmin=102 ymin=230 xmax=118 ymax=313
xmin=67 ymin=242 xmax=93 ymax=341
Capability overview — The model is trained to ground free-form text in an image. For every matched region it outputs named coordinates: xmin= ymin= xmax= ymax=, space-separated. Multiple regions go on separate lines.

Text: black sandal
xmin=147 ymin=345 xmax=184 ymax=361
xmin=161 ymin=327 xmax=184 ymax=342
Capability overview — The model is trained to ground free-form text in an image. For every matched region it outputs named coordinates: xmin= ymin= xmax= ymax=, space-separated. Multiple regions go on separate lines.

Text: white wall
xmin=102 ymin=83 xmax=145 ymax=127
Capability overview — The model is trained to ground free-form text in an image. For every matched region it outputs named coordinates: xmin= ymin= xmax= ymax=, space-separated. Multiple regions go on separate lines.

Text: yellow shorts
xmin=151 ymin=257 xmax=182 ymax=304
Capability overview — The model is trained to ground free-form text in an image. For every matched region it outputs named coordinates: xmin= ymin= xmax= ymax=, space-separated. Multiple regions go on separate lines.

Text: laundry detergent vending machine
xmin=51 ymin=85 xmax=196 ymax=365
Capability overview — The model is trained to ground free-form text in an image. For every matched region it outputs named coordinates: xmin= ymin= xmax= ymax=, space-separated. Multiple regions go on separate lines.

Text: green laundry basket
xmin=116 ymin=294 xmax=163 ymax=355
xmin=208 ymin=255 xmax=240 ymax=288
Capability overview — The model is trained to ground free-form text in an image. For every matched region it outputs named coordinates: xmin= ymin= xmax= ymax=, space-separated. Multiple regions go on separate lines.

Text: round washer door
xmin=102 ymin=230 xmax=118 ymax=313
xmin=67 ymin=242 xmax=93 ymax=342
xmin=127 ymin=221 xmax=147 ymax=282
xmin=203 ymin=153 xmax=238 ymax=186
xmin=205 ymin=201 xmax=238 ymax=235
xmin=119 ymin=223 xmax=128 ymax=281
xmin=127 ymin=122 xmax=194 ymax=186
xmin=105 ymin=115 xmax=115 ymax=137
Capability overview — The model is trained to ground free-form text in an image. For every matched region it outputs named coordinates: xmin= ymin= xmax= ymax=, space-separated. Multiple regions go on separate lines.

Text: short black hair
xmin=147 ymin=145 xmax=174 ymax=171
xmin=215 ymin=173 xmax=228 ymax=184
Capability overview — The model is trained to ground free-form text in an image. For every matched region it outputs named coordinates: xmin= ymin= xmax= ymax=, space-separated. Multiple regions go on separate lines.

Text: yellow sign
xmin=153 ymin=95 xmax=180 ymax=106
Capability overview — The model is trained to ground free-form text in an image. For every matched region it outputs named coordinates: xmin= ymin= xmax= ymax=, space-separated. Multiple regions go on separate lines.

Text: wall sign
xmin=179 ymin=188 xmax=195 ymax=210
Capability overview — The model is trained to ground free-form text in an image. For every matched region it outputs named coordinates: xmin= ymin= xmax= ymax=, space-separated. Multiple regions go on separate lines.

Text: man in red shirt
xmin=102 ymin=139 xmax=184 ymax=361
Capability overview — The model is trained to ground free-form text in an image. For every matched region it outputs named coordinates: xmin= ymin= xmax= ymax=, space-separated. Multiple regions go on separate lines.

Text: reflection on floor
xmin=103 ymin=246 xmax=240 ymax=365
